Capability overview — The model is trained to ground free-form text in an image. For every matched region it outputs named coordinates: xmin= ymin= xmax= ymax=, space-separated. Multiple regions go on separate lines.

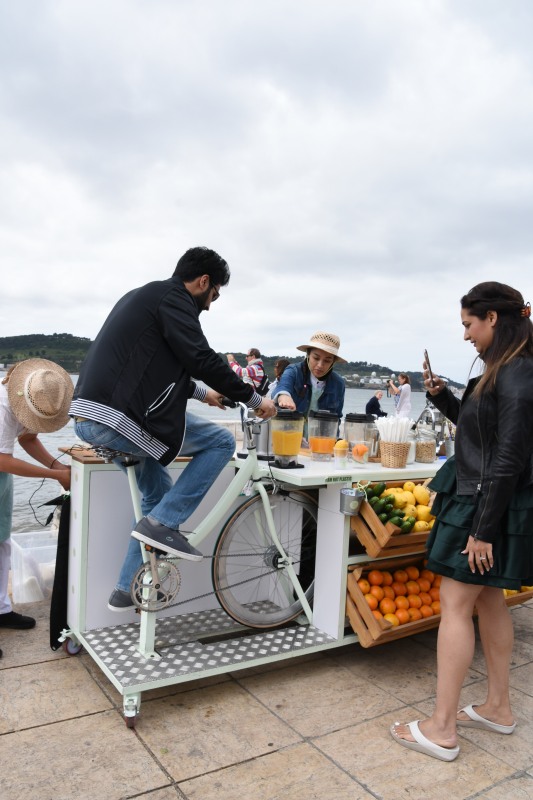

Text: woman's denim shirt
xmin=273 ymin=361 xmax=345 ymax=418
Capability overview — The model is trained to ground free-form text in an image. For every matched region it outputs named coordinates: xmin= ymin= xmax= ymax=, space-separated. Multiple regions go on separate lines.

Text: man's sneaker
xmin=108 ymin=586 xmax=167 ymax=611
xmin=131 ymin=517 xmax=203 ymax=561
xmin=108 ymin=588 xmax=136 ymax=611
xmin=0 ymin=611 xmax=36 ymax=629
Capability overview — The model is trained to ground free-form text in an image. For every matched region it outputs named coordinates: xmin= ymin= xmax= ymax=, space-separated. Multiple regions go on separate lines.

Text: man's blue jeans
xmin=74 ymin=414 xmax=235 ymax=592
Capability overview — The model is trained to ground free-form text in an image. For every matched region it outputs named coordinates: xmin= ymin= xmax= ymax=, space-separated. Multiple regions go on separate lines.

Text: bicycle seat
xmin=93 ymin=446 xmax=136 ymax=464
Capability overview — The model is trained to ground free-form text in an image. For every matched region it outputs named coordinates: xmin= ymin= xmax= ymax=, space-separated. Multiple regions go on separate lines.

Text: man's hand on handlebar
xmin=203 ymin=389 xmax=227 ymax=409
xmin=255 ymin=397 xmax=277 ymax=420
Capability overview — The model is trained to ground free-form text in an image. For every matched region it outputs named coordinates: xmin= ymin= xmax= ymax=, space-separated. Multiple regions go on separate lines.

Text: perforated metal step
xmin=82 ymin=606 xmax=336 ymax=691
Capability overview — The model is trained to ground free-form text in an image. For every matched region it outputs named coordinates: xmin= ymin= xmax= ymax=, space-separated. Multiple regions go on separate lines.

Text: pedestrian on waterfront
xmin=365 ymin=390 xmax=387 ymax=417
xmin=388 ymin=373 xmax=412 ymax=417
xmin=226 ymin=348 xmax=269 ymax=395
xmin=391 ymin=281 xmax=533 ymax=761
xmin=0 ymin=359 xmax=73 ymax=632
xmin=71 ymin=246 xmax=276 ymax=611
xmin=268 ymin=358 xmax=290 ymax=397
xmin=273 ymin=332 xmax=345 ymax=432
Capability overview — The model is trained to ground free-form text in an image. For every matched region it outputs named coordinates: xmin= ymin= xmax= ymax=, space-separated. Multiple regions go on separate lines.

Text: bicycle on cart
xmin=64 ymin=403 xmax=318 ymax=651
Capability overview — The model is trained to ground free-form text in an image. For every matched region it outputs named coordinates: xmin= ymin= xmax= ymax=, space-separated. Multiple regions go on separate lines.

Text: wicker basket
xmin=379 ymin=441 xmax=410 ymax=468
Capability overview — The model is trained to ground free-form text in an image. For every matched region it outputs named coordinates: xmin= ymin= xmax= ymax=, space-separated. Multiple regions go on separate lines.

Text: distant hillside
xmin=0 ymin=335 xmax=464 ymax=390
xmin=0 ymin=334 xmax=92 ymax=373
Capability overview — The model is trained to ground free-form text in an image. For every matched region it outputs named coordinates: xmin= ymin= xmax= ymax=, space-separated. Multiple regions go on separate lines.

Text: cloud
xmin=1 ymin=0 xmax=533 ymax=383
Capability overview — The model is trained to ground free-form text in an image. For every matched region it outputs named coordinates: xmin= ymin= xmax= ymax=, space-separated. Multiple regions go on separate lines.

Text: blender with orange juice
xmin=308 ymin=410 xmax=340 ymax=461
xmin=270 ymin=410 xmax=305 ymax=467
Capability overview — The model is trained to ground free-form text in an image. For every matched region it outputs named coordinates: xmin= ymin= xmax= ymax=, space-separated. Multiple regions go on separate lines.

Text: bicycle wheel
xmin=212 ymin=489 xmax=317 ymax=628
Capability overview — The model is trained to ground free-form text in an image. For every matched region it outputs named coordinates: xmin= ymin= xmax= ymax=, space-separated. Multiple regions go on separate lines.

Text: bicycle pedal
xmin=145 ymin=544 xmax=166 ymax=557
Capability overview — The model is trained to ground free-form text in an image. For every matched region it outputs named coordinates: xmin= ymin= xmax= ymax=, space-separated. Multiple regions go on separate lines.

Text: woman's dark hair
xmin=275 ymin=358 xmax=290 ymax=376
xmin=398 ymin=372 xmax=410 ymax=384
xmin=173 ymin=246 xmax=231 ymax=286
xmin=461 ymin=281 xmax=533 ymax=394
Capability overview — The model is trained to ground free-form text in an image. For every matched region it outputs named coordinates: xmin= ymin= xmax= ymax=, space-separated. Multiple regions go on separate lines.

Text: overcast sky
xmin=2 ymin=0 xmax=533 ymax=384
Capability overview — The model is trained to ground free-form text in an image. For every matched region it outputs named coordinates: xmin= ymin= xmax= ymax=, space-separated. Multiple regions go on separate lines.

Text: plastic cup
xmin=351 ymin=440 xmax=370 ymax=465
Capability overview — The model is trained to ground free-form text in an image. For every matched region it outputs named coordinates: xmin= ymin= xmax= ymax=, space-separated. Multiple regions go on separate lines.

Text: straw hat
xmin=296 ymin=331 xmax=346 ymax=363
xmin=7 ymin=358 xmax=74 ymax=433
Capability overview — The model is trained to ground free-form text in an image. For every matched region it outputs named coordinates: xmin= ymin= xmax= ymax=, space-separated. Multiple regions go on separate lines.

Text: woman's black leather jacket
xmin=429 ymin=357 xmax=533 ymax=542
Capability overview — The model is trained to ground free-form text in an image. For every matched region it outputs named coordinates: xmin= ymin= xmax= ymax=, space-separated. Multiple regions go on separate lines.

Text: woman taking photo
xmin=391 ymin=282 xmax=533 ymax=761
xmin=388 ymin=372 xmax=411 ymax=418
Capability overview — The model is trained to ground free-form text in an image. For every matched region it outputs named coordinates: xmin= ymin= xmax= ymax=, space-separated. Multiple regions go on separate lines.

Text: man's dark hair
xmin=248 ymin=348 xmax=261 ymax=359
xmin=173 ymin=247 xmax=231 ymax=286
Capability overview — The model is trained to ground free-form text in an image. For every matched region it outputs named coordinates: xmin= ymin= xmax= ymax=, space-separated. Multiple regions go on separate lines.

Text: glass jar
xmin=415 ymin=428 xmax=437 ymax=463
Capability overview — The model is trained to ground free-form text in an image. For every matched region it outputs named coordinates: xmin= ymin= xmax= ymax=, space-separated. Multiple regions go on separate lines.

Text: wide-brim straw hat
xmin=7 ymin=358 xmax=74 ymax=433
xmin=296 ymin=331 xmax=347 ymax=363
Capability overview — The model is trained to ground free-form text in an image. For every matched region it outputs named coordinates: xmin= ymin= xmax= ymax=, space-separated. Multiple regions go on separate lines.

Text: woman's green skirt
xmin=426 ymin=457 xmax=533 ymax=589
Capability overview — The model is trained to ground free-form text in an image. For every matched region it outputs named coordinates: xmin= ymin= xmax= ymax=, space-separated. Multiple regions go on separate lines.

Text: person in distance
xmin=365 ymin=390 xmax=387 ymax=417
xmin=268 ymin=358 xmax=290 ymax=397
xmin=226 ymin=348 xmax=269 ymax=395
xmin=387 ymin=373 xmax=411 ymax=418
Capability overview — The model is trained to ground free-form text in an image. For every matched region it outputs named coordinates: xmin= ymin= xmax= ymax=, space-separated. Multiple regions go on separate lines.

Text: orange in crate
xmin=368 ymin=569 xmax=384 ymax=585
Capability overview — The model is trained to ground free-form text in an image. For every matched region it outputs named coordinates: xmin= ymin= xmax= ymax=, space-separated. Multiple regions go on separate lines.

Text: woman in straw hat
xmin=0 ymin=359 xmax=73 ymax=634
xmin=272 ymin=331 xmax=346 ymax=431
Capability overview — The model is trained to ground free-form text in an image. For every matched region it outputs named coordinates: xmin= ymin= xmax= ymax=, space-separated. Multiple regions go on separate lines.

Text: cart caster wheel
xmin=63 ymin=639 xmax=82 ymax=656
xmin=125 ymin=715 xmax=137 ymax=729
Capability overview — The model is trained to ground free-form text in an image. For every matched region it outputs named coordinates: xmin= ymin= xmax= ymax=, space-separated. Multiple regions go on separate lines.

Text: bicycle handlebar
xmin=221 ymin=399 xmax=271 ymax=426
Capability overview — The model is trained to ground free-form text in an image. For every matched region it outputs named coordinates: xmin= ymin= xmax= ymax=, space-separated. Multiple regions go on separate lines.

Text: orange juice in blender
xmin=308 ymin=410 xmax=340 ymax=461
xmin=270 ymin=410 xmax=304 ymax=467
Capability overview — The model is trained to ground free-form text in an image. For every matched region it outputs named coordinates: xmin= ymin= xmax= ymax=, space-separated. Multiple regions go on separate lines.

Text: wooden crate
xmin=350 ymin=479 xmax=431 ymax=558
xmin=346 ymin=559 xmax=533 ymax=649
xmin=346 ymin=557 xmax=440 ymax=648
xmin=504 ymin=589 xmax=533 ymax=607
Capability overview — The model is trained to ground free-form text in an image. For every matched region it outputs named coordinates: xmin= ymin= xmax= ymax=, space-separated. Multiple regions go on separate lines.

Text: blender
xmin=270 ymin=410 xmax=305 ymax=468
xmin=344 ymin=412 xmax=379 ymax=459
xmin=308 ymin=410 xmax=340 ymax=461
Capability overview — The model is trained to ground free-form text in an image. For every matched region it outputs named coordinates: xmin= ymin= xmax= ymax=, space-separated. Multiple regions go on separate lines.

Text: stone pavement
xmin=1 ymin=597 xmax=532 ymax=800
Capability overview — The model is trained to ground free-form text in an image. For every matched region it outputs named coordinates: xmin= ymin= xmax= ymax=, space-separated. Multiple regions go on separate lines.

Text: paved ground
xmin=1 ymin=597 xmax=532 ymax=800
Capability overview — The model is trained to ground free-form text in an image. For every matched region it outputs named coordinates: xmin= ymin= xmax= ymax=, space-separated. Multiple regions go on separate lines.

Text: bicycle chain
xmin=135 ymin=551 xmax=303 ymax=613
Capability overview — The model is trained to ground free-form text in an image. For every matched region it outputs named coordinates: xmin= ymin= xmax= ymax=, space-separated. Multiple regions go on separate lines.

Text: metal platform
xmin=81 ymin=606 xmax=337 ymax=693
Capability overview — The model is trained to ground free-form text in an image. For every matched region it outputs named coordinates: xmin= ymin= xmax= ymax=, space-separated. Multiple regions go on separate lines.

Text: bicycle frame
xmin=136 ymin=405 xmax=313 ymax=659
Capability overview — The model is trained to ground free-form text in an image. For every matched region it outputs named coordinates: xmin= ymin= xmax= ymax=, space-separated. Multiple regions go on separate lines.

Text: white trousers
xmin=0 ymin=539 xmax=12 ymax=614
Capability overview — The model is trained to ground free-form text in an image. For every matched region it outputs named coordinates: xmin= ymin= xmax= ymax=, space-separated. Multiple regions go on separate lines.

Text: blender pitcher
xmin=270 ymin=410 xmax=304 ymax=467
xmin=344 ymin=412 xmax=379 ymax=459
xmin=308 ymin=410 xmax=340 ymax=461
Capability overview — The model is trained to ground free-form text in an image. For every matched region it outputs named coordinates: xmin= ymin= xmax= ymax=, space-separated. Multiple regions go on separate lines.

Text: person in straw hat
xmin=272 ymin=331 xmax=346 ymax=434
xmin=0 ymin=359 xmax=73 ymax=633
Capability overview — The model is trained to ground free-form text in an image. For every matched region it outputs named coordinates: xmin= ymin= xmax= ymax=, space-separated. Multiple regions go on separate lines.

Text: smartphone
xmin=424 ymin=349 xmax=435 ymax=387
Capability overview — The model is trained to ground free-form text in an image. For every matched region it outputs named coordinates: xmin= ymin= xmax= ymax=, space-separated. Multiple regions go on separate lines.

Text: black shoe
xmin=108 ymin=586 xmax=166 ymax=611
xmin=0 ymin=648 xmax=3 ymax=658
xmin=0 ymin=611 xmax=36 ymax=629
xmin=131 ymin=517 xmax=203 ymax=561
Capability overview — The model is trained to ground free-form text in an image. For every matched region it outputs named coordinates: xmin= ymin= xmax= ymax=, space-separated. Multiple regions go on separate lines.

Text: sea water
xmin=11 ymin=385 xmax=430 ymax=533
